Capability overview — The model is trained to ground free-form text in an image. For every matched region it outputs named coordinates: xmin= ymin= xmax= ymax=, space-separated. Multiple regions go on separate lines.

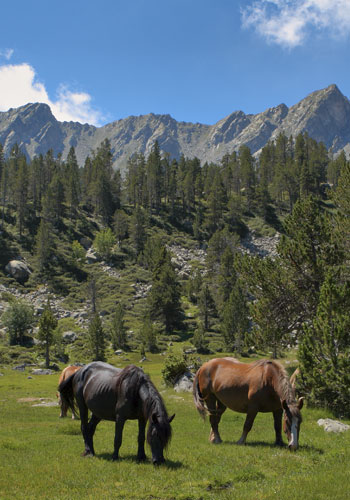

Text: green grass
xmin=1 ymin=357 xmax=350 ymax=499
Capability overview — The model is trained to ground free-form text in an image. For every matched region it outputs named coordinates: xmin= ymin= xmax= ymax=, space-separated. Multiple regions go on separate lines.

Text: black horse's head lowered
xmin=59 ymin=361 xmax=174 ymax=465
xmin=116 ymin=364 xmax=175 ymax=464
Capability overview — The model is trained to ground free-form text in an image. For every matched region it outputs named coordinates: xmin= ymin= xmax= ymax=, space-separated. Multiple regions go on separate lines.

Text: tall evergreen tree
xmin=221 ymin=283 xmax=249 ymax=354
xmin=298 ymin=271 xmax=350 ymax=416
xmin=147 ymin=246 xmax=183 ymax=333
xmin=110 ymin=303 xmax=128 ymax=350
xmin=37 ymin=299 xmax=58 ymax=368
xmin=88 ymin=313 xmax=106 ymax=361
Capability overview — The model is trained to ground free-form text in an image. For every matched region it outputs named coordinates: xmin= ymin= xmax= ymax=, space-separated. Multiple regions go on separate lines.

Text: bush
xmin=162 ymin=351 xmax=188 ymax=386
xmin=162 ymin=350 xmax=202 ymax=386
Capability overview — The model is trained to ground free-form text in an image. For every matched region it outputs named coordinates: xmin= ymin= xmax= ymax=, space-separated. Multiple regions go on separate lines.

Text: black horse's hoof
xmin=137 ymin=456 xmax=147 ymax=463
xmin=81 ymin=451 xmax=94 ymax=457
xmin=275 ymin=440 xmax=284 ymax=447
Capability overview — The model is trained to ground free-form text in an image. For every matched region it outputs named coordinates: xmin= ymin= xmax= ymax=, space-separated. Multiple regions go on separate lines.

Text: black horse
xmin=58 ymin=362 xmax=174 ymax=464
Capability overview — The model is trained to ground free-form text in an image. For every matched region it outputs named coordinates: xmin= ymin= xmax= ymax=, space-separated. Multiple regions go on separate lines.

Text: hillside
xmin=1 ymin=84 xmax=350 ymax=170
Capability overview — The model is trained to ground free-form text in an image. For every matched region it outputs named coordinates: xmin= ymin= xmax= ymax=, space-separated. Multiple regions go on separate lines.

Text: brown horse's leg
xmin=112 ymin=415 xmax=126 ymax=461
xmin=207 ymin=396 xmax=226 ymax=444
xmin=273 ymin=408 xmax=284 ymax=446
xmin=137 ymin=417 xmax=147 ymax=461
xmin=237 ymin=410 xmax=257 ymax=445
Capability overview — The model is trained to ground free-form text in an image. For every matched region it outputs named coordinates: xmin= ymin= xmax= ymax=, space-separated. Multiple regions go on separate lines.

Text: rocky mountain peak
xmin=0 ymin=84 xmax=349 ymax=169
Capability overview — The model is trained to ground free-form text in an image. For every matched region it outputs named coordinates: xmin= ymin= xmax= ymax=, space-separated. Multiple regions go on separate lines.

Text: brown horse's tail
xmin=193 ymin=369 xmax=207 ymax=420
xmin=58 ymin=373 xmax=78 ymax=417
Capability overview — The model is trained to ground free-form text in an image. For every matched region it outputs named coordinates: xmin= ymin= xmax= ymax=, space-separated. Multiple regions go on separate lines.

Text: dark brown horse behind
xmin=193 ymin=358 xmax=304 ymax=450
xmin=57 ymin=365 xmax=82 ymax=419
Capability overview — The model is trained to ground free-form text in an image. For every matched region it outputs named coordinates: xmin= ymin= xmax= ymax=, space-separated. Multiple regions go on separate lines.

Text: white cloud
xmin=0 ymin=48 xmax=14 ymax=60
xmin=241 ymin=0 xmax=350 ymax=48
xmin=0 ymin=62 xmax=104 ymax=125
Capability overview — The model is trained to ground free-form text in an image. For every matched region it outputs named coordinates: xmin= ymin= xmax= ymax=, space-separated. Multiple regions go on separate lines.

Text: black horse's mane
xmin=116 ymin=365 xmax=172 ymax=447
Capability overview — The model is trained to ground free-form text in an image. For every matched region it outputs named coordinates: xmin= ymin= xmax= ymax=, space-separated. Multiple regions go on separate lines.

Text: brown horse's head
xmin=282 ymin=397 xmax=304 ymax=450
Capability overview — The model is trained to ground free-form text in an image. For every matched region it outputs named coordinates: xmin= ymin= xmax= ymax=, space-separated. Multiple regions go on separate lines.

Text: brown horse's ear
xmin=298 ymin=397 xmax=304 ymax=410
xmin=282 ymin=400 xmax=289 ymax=412
xmin=168 ymin=414 xmax=175 ymax=423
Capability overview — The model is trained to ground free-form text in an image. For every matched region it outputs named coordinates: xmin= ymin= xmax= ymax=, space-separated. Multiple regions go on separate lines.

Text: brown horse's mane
xmin=115 ymin=365 xmax=172 ymax=447
xmin=250 ymin=360 xmax=298 ymax=411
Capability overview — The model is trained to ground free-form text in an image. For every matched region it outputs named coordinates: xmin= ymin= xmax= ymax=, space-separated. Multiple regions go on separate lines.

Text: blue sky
xmin=0 ymin=0 xmax=349 ymax=126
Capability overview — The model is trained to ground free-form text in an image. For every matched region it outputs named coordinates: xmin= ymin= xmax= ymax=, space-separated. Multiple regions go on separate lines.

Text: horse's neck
xmin=273 ymin=366 xmax=295 ymax=404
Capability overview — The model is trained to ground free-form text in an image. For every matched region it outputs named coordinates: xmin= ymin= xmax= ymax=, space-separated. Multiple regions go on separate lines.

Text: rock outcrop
xmin=1 ymin=84 xmax=349 ymax=171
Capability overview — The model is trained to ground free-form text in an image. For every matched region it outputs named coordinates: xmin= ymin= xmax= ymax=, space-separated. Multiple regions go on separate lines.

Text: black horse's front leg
xmin=137 ymin=417 xmax=147 ymax=462
xmin=112 ymin=415 xmax=125 ymax=461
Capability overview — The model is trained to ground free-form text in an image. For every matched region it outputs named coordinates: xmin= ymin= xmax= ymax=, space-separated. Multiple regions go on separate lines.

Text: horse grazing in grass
xmin=193 ymin=358 xmax=304 ymax=450
xmin=57 ymin=365 xmax=82 ymax=419
xmin=59 ymin=362 xmax=174 ymax=464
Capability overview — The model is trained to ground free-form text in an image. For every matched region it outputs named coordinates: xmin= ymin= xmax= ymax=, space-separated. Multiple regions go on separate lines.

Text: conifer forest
xmin=0 ymin=132 xmax=350 ymax=417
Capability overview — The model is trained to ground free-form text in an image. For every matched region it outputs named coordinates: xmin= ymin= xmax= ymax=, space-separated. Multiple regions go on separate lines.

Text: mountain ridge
xmin=1 ymin=84 xmax=349 ymax=169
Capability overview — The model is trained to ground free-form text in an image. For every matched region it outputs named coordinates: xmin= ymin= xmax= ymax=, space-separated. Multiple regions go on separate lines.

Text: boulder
xmin=86 ymin=248 xmax=99 ymax=263
xmin=317 ymin=418 xmax=350 ymax=433
xmin=80 ymin=237 xmax=92 ymax=249
xmin=174 ymin=372 xmax=194 ymax=393
xmin=62 ymin=331 xmax=77 ymax=343
xmin=5 ymin=260 xmax=31 ymax=283
xmin=32 ymin=369 xmax=54 ymax=375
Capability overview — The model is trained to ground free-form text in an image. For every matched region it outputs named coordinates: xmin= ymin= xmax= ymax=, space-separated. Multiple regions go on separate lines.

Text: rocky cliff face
xmin=0 ymin=84 xmax=349 ymax=170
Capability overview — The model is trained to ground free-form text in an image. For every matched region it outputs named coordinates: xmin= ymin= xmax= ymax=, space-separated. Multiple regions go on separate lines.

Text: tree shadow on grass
xmin=96 ymin=453 xmax=184 ymax=469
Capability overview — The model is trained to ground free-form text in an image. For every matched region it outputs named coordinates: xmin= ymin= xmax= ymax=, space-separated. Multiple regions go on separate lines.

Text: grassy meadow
xmin=1 ymin=354 xmax=350 ymax=500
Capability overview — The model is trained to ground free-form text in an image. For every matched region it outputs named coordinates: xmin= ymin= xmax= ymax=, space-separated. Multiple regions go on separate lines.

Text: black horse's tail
xmin=193 ymin=369 xmax=207 ymax=420
xmin=58 ymin=373 xmax=78 ymax=417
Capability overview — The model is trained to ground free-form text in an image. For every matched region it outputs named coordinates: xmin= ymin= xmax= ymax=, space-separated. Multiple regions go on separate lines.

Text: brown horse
xmin=57 ymin=365 xmax=82 ymax=419
xmin=193 ymin=358 xmax=304 ymax=450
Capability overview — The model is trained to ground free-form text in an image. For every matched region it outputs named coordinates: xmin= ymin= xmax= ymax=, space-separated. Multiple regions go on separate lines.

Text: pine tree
xmin=35 ymin=218 xmax=54 ymax=273
xmin=198 ymin=283 xmax=216 ymax=330
xmin=129 ymin=205 xmax=146 ymax=255
xmin=221 ymin=283 xmax=249 ymax=354
xmin=298 ymin=271 xmax=350 ymax=416
xmin=147 ymin=246 xmax=183 ymax=333
xmin=37 ymin=300 xmax=58 ymax=368
xmin=65 ymin=146 xmax=81 ymax=217
xmin=14 ymin=156 xmax=29 ymax=236
xmin=138 ymin=315 xmax=158 ymax=353
xmin=2 ymin=300 xmax=35 ymax=346
xmin=88 ymin=313 xmax=106 ymax=361
xmin=110 ymin=303 xmax=128 ymax=350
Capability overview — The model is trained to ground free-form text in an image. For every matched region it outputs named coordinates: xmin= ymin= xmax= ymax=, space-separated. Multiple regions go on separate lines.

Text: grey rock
xmin=32 ymin=369 xmax=54 ymax=375
xmin=317 ymin=418 xmax=350 ymax=433
xmin=0 ymin=85 xmax=349 ymax=173
xmin=62 ymin=331 xmax=77 ymax=343
xmin=80 ymin=237 xmax=92 ymax=249
xmin=86 ymin=247 xmax=99 ymax=263
xmin=174 ymin=372 xmax=194 ymax=393
xmin=5 ymin=260 xmax=31 ymax=283
xmin=13 ymin=364 xmax=26 ymax=371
